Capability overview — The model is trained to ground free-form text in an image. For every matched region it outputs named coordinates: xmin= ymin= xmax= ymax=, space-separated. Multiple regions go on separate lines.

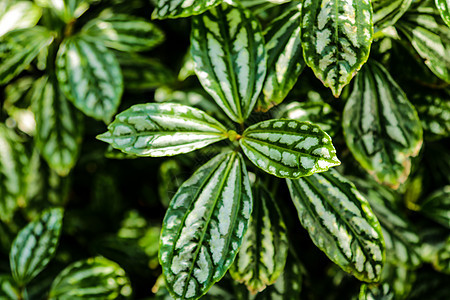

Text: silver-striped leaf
xmin=82 ymin=13 xmax=164 ymax=52
xmin=257 ymin=4 xmax=305 ymax=111
xmin=36 ymin=0 xmax=90 ymax=23
xmin=240 ymin=119 xmax=340 ymax=179
xmin=10 ymin=208 xmax=64 ymax=285
xmin=0 ymin=1 xmax=42 ymax=37
xmin=286 ymin=169 xmax=385 ymax=282
xmin=359 ymin=283 xmax=394 ymax=300
xmin=396 ymin=5 xmax=450 ymax=82
xmin=301 ymin=0 xmax=373 ymax=97
xmin=436 ymin=0 xmax=450 ymax=27
xmin=229 ymin=184 xmax=288 ymax=294
xmin=191 ymin=4 xmax=267 ymax=123
xmin=0 ymin=275 xmax=20 ymax=300
xmin=159 ymin=152 xmax=252 ymax=300
xmin=419 ymin=186 xmax=450 ymax=229
xmin=342 ymin=61 xmax=423 ymax=189
xmin=152 ymin=0 xmax=223 ymax=20
xmin=31 ymin=76 xmax=83 ymax=177
xmin=56 ymin=36 xmax=123 ymax=123
xmin=372 ymin=0 xmax=413 ymax=31
xmin=0 ymin=125 xmax=28 ymax=222
xmin=0 ymin=27 xmax=54 ymax=85
xmin=48 ymin=257 xmax=131 ymax=299
xmin=97 ymin=103 xmax=228 ymax=157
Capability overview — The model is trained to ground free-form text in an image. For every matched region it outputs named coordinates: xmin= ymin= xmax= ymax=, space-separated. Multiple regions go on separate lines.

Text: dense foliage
xmin=0 ymin=0 xmax=449 ymax=299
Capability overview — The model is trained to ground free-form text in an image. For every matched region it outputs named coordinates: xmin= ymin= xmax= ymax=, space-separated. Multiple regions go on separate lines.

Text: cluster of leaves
xmin=0 ymin=0 xmax=449 ymax=299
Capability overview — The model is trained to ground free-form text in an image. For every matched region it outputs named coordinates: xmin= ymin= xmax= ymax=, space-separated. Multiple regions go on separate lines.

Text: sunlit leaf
xmin=286 ymin=169 xmax=385 ymax=282
xmin=435 ymin=0 xmax=450 ymax=27
xmin=191 ymin=3 xmax=267 ymax=123
xmin=301 ymin=0 xmax=373 ymax=97
xmin=97 ymin=103 xmax=228 ymax=157
xmin=230 ymin=184 xmax=288 ymax=293
xmin=56 ymin=36 xmax=123 ymax=123
xmin=10 ymin=208 xmax=64 ymax=285
xmin=343 ymin=61 xmax=423 ymax=189
xmin=0 ymin=27 xmax=54 ymax=85
xmin=0 ymin=1 xmax=42 ymax=37
xmin=35 ymin=0 xmax=91 ymax=23
xmin=152 ymin=0 xmax=223 ymax=20
xmin=419 ymin=186 xmax=450 ymax=229
xmin=240 ymin=119 xmax=340 ymax=179
xmin=372 ymin=0 xmax=413 ymax=31
xmin=159 ymin=152 xmax=252 ymax=299
xmin=48 ymin=257 xmax=132 ymax=299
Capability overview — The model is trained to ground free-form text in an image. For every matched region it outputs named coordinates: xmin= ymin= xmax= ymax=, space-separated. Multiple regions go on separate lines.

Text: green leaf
xmin=359 ymin=283 xmax=394 ymax=300
xmin=434 ymin=236 xmax=450 ymax=274
xmin=0 ymin=27 xmax=54 ymax=85
xmin=372 ymin=0 xmax=413 ymax=31
xmin=191 ymin=4 xmax=267 ymax=123
xmin=0 ymin=275 xmax=20 ymax=300
xmin=419 ymin=186 xmax=450 ymax=229
xmin=10 ymin=208 xmax=64 ymax=285
xmin=396 ymin=5 xmax=450 ymax=82
xmin=97 ymin=103 xmax=228 ymax=157
xmin=0 ymin=1 xmax=42 ymax=37
xmin=229 ymin=184 xmax=288 ymax=294
xmin=257 ymin=4 xmax=305 ymax=111
xmin=286 ymin=169 xmax=385 ymax=282
xmin=56 ymin=36 xmax=123 ymax=123
xmin=31 ymin=76 xmax=83 ymax=177
xmin=48 ymin=257 xmax=131 ymax=299
xmin=0 ymin=125 xmax=28 ymax=222
xmin=152 ymin=0 xmax=223 ymax=20
xmin=436 ymin=0 xmax=450 ymax=27
xmin=301 ymin=0 xmax=373 ymax=97
xmin=240 ymin=119 xmax=340 ymax=179
xmin=159 ymin=152 xmax=252 ymax=300
xmin=82 ymin=13 xmax=164 ymax=52
xmin=35 ymin=0 xmax=90 ymax=23
xmin=342 ymin=61 xmax=423 ymax=189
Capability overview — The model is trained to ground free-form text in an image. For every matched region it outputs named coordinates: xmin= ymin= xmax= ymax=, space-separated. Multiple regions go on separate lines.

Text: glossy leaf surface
xmin=257 ymin=4 xmax=305 ymax=111
xmin=31 ymin=76 xmax=83 ymax=177
xmin=343 ymin=61 xmax=423 ymax=189
xmin=436 ymin=0 xmax=450 ymax=27
xmin=56 ymin=36 xmax=123 ymax=123
xmin=49 ymin=257 xmax=131 ymax=299
xmin=159 ymin=152 xmax=252 ymax=299
xmin=97 ymin=103 xmax=227 ymax=157
xmin=0 ymin=1 xmax=42 ymax=37
xmin=152 ymin=0 xmax=223 ymax=20
xmin=240 ymin=119 xmax=340 ymax=179
xmin=36 ymin=0 xmax=90 ymax=23
xmin=287 ymin=170 xmax=385 ymax=282
xmin=301 ymin=0 xmax=373 ymax=97
xmin=372 ymin=0 xmax=413 ymax=30
xmin=10 ymin=208 xmax=63 ymax=285
xmin=191 ymin=4 xmax=266 ymax=123
xmin=230 ymin=184 xmax=288 ymax=294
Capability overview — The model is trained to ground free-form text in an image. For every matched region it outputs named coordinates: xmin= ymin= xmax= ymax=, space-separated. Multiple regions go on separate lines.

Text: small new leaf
xmin=301 ymin=0 xmax=373 ymax=97
xmin=97 ymin=103 xmax=228 ymax=157
xmin=240 ymin=119 xmax=340 ymax=179
xmin=286 ymin=170 xmax=385 ymax=282
xmin=152 ymin=0 xmax=223 ymax=20
xmin=191 ymin=4 xmax=267 ymax=123
xmin=10 ymin=208 xmax=64 ymax=285
xmin=159 ymin=152 xmax=252 ymax=300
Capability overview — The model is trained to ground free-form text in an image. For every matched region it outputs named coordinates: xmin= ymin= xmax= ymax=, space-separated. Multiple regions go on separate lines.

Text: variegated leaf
xmin=342 ymin=61 xmax=423 ymax=189
xmin=191 ymin=4 xmax=267 ymax=123
xmin=372 ymin=0 xmax=413 ymax=31
xmin=359 ymin=283 xmax=394 ymax=300
xmin=48 ymin=257 xmax=131 ymax=299
xmin=396 ymin=5 xmax=450 ymax=82
xmin=435 ymin=236 xmax=450 ymax=273
xmin=0 ymin=125 xmax=28 ymax=222
xmin=257 ymin=4 xmax=305 ymax=111
xmin=436 ymin=0 xmax=450 ymax=27
xmin=152 ymin=0 xmax=223 ymax=20
xmin=10 ymin=208 xmax=63 ymax=285
xmin=97 ymin=103 xmax=228 ymax=157
xmin=35 ymin=0 xmax=90 ymax=23
xmin=159 ymin=152 xmax=252 ymax=300
xmin=0 ymin=1 xmax=42 ymax=37
xmin=230 ymin=184 xmax=288 ymax=294
xmin=240 ymin=119 xmax=340 ymax=179
xmin=82 ymin=13 xmax=165 ymax=52
xmin=419 ymin=186 xmax=450 ymax=229
xmin=301 ymin=0 xmax=373 ymax=97
xmin=286 ymin=169 xmax=385 ymax=282
xmin=56 ymin=36 xmax=123 ymax=123
xmin=0 ymin=27 xmax=54 ymax=85
xmin=31 ymin=76 xmax=83 ymax=177
xmin=0 ymin=275 xmax=20 ymax=300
